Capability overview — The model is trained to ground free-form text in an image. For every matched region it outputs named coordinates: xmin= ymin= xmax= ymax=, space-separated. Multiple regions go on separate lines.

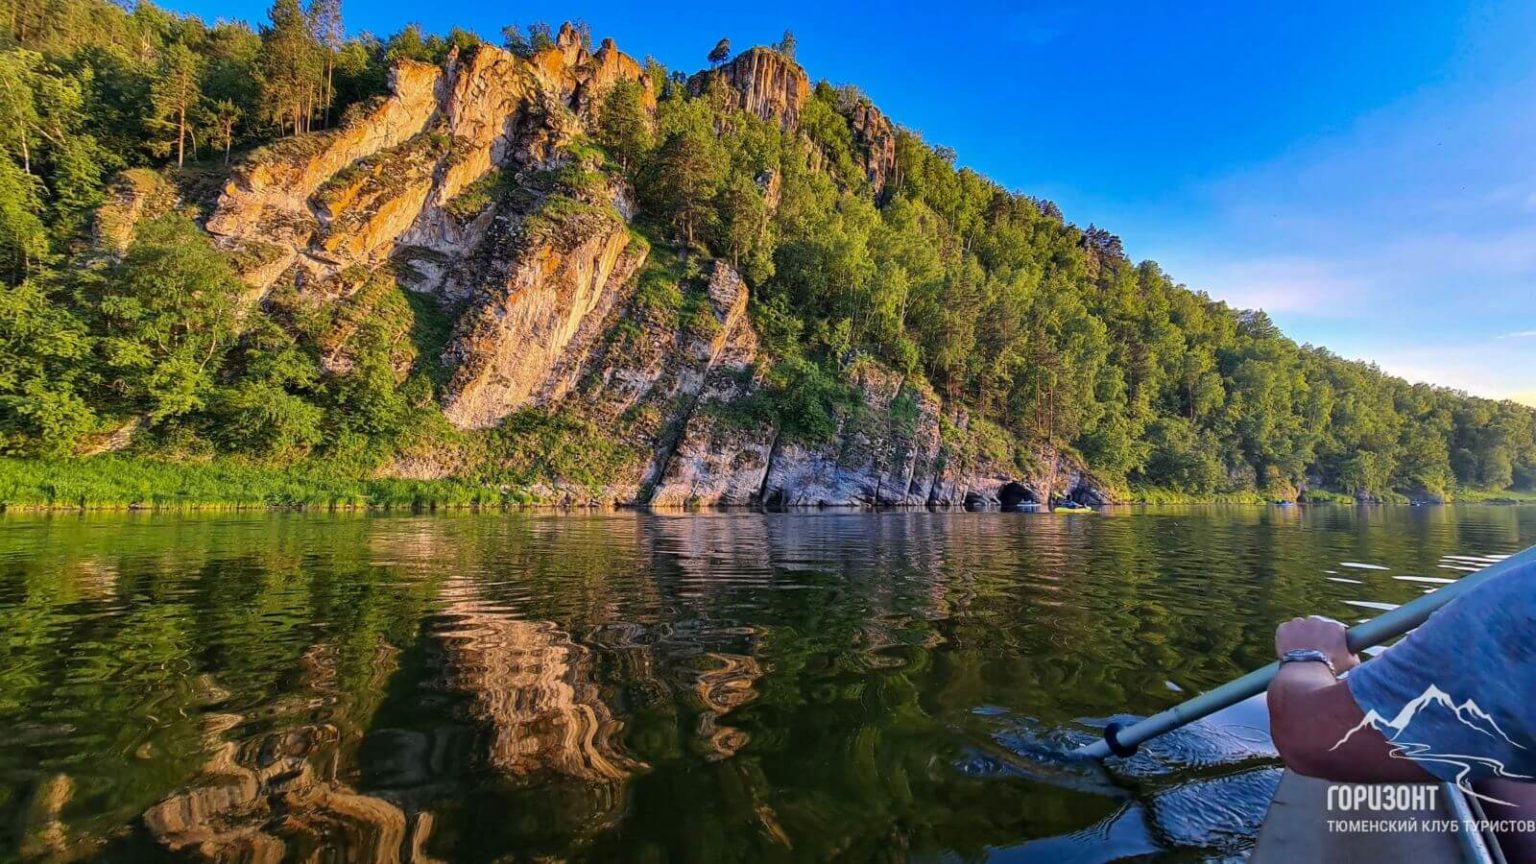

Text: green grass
xmin=1124 ymin=486 xmax=1534 ymax=505
xmin=1124 ymin=486 xmax=1282 ymax=505
xmin=1298 ymin=488 xmax=1359 ymax=505
xmin=630 ymin=251 xmax=686 ymax=321
xmin=483 ymin=409 xmax=638 ymax=490
xmin=443 ymin=168 xmax=509 ymax=220
xmin=0 ymin=406 xmax=647 ymax=512
xmin=1455 ymin=487 xmax=1536 ymax=504
xmin=0 ymin=456 xmax=511 ymax=511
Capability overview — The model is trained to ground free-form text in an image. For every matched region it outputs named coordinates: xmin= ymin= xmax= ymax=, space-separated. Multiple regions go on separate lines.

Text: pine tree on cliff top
xmin=708 ymin=37 xmax=730 ymax=67
xmin=775 ymin=30 xmax=796 ymax=61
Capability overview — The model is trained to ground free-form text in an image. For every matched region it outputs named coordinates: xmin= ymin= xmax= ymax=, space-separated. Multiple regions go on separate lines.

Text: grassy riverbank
xmin=1123 ymin=487 xmax=1277 ymax=505
xmin=4 ymin=456 xmax=1531 ymax=512
xmin=1124 ymin=488 xmax=1535 ymax=506
xmin=1455 ymin=488 xmax=1536 ymax=504
xmin=0 ymin=456 xmax=508 ymax=510
xmin=1121 ymin=486 xmax=1382 ymax=505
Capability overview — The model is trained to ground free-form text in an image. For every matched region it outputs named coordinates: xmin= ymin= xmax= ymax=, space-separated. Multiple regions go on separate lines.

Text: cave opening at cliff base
xmin=998 ymin=482 xmax=1035 ymax=509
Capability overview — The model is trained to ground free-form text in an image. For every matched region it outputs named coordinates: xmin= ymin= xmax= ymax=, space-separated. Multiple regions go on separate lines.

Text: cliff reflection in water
xmin=142 ymin=642 xmax=415 ymax=862
xmin=0 ymin=506 xmax=1529 ymax=862
xmin=139 ymin=573 xmax=641 ymax=863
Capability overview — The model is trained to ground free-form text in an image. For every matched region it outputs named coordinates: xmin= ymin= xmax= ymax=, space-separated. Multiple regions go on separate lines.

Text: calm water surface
xmin=0 ymin=506 xmax=1530 ymax=862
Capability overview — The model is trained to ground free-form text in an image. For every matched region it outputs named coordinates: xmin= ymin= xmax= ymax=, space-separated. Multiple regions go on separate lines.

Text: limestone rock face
xmin=312 ymin=130 xmax=447 ymax=264
xmin=204 ymin=36 xmax=653 ymax=295
xmin=643 ymin=285 xmax=1111 ymax=508
xmin=510 ymin=259 xmax=766 ymax=506
xmin=92 ymin=169 xmax=176 ymax=256
xmin=647 ymin=264 xmax=772 ymax=506
xmin=689 ymin=50 xmax=892 ymax=198
xmin=570 ymin=255 xmax=1116 ymax=508
xmin=690 ymin=48 xmax=810 ymax=131
xmin=759 ymin=364 xmax=945 ymax=507
xmin=203 ymin=31 xmax=663 ymax=434
xmin=205 ymin=61 xmax=444 ymax=286
xmin=440 ymin=206 xmax=643 ymax=429
xmin=841 ymin=97 xmax=899 ymax=200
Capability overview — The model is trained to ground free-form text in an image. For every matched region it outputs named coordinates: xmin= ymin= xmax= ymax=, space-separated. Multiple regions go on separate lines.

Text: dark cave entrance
xmin=998 ymin=482 xmax=1035 ymax=509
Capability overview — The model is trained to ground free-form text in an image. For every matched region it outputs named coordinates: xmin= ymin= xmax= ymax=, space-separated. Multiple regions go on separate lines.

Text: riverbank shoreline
xmin=4 ymin=457 xmax=1533 ymax=513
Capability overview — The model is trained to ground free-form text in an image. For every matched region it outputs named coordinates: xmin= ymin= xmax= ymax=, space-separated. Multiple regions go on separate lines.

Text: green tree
xmin=330 ymin=36 xmax=386 ymax=110
xmin=30 ymin=61 xmax=108 ymax=237
xmin=708 ymin=37 xmax=730 ymax=67
xmin=644 ymin=127 xmax=725 ymax=247
xmin=0 ymin=50 xmax=41 ymax=173
xmin=501 ymin=21 xmax=553 ymax=56
xmin=715 ymin=173 xmax=768 ymax=274
xmin=148 ymin=40 xmax=203 ymax=166
xmin=307 ymin=0 xmax=343 ymax=126
xmin=80 ymin=214 xmax=243 ymax=422
xmin=202 ymin=22 xmax=263 ymax=153
xmin=528 ymin=22 xmax=556 ymax=52
xmin=259 ymin=0 xmax=322 ymax=134
xmin=0 ymin=280 xmax=95 ymax=454
xmin=0 ymin=159 xmax=49 ymax=283
xmin=596 ymin=79 xmax=651 ymax=173
xmin=500 ymin=24 xmax=531 ymax=56
xmin=212 ymin=380 xmax=324 ymax=456
xmin=209 ymin=98 xmax=241 ymax=164
xmin=775 ymin=30 xmax=797 ymax=61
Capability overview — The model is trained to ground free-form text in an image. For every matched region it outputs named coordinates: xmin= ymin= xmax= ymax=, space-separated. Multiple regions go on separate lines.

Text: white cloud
xmin=1354 ymin=338 xmax=1536 ymax=403
xmin=1134 ymin=62 xmax=1536 ymax=398
xmin=1174 ymin=255 xmax=1371 ymax=317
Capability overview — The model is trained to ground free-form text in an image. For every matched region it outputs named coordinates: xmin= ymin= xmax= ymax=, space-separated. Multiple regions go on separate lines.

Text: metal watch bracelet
xmin=1278 ymin=648 xmax=1336 ymax=674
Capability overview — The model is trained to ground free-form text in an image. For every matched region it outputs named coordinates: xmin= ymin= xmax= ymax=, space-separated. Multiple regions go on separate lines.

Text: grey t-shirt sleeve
xmin=1346 ymin=560 xmax=1536 ymax=783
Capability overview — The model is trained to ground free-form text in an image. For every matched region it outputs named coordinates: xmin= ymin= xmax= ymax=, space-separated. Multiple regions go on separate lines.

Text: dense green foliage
xmin=630 ymin=76 xmax=1536 ymax=500
xmin=0 ymin=0 xmax=1531 ymax=507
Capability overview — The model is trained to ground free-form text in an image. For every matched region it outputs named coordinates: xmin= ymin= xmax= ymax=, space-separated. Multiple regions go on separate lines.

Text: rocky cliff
xmin=837 ymin=93 xmax=900 ymax=200
xmin=688 ymin=48 xmax=810 ymax=131
xmin=688 ymin=48 xmax=898 ymax=199
xmin=191 ymin=28 xmax=1109 ymax=509
xmin=205 ymin=24 xmax=653 ymax=297
xmin=439 ymin=200 xmax=643 ymax=429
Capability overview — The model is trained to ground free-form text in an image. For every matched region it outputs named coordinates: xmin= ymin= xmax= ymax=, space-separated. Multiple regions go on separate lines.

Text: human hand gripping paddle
xmin=1074 ymin=543 xmax=1536 ymax=761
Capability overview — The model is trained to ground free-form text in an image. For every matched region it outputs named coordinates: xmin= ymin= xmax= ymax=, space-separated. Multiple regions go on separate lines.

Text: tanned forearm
xmin=1268 ymin=661 xmax=1341 ymax=774
xmin=1267 ymin=661 xmax=1432 ymax=782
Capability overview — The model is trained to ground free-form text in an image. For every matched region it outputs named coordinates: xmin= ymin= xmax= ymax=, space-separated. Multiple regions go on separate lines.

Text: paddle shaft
xmin=1076 ymin=543 xmax=1536 ymax=760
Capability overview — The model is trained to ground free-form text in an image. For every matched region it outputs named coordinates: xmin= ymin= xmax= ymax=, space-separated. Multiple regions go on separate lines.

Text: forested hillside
xmin=0 ymin=0 xmax=1532 ymax=507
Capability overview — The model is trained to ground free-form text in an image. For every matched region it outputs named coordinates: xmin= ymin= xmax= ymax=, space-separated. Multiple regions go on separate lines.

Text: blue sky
xmin=174 ymin=0 xmax=1536 ymax=404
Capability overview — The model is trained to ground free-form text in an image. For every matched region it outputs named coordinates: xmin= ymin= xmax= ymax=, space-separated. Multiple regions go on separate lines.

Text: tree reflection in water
xmin=0 ymin=505 xmax=1526 ymax=861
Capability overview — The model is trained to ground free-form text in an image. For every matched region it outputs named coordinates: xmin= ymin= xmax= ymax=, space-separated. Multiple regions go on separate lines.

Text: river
xmin=0 ymin=505 xmax=1529 ymax=861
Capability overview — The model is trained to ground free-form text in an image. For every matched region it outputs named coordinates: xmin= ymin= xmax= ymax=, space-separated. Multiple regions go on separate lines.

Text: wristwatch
xmin=1279 ymin=648 xmax=1336 ymax=674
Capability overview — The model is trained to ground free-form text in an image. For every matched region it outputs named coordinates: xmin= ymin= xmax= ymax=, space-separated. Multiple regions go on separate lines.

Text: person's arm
xmin=1266 ymin=616 xmax=1434 ymax=782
